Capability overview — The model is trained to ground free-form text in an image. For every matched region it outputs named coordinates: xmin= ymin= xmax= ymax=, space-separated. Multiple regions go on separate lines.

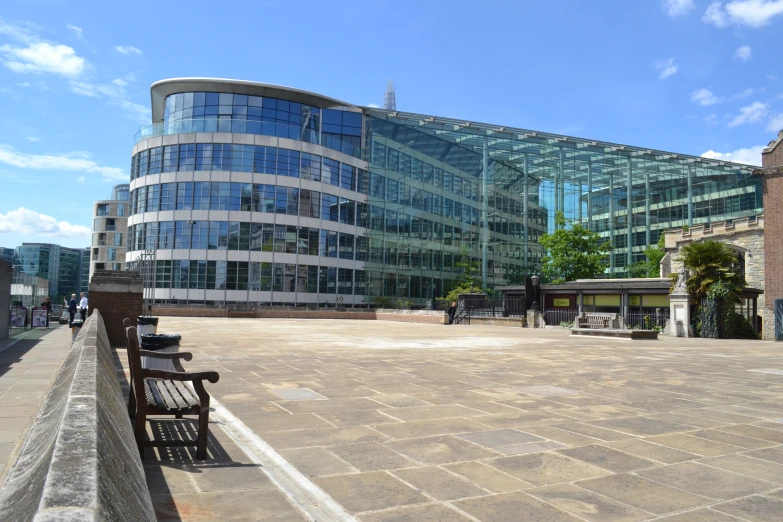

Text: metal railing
xmin=623 ymin=310 xmax=669 ymax=329
xmin=543 ymin=309 xmax=578 ymax=326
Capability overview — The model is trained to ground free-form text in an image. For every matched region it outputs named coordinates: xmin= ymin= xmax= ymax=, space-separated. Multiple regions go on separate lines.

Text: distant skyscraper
xmin=383 ymin=79 xmax=396 ymax=111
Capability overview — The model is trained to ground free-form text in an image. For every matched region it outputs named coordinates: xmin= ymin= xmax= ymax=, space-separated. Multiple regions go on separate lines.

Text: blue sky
xmin=0 ymin=0 xmax=781 ymax=248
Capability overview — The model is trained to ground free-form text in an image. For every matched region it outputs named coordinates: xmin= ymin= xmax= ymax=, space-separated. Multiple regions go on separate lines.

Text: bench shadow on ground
xmin=0 ymin=339 xmax=42 ymax=380
xmin=112 ymin=347 xmax=263 ymax=522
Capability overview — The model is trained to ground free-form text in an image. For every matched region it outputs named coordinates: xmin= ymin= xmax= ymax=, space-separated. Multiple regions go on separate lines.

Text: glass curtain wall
xmin=365 ymin=109 xmax=761 ymax=301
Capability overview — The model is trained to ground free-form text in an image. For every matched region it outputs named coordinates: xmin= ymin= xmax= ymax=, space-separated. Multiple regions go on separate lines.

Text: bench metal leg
xmin=196 ymin=400 xmax=210 ymax=459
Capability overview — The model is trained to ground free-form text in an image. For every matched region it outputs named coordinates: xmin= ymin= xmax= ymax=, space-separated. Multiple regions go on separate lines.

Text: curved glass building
xmin=128 ymin=78 xmax=761 ymax=306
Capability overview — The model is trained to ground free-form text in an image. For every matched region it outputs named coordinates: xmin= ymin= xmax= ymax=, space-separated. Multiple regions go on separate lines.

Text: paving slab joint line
xmin=209 ymin=397 xmax=357 ymax=522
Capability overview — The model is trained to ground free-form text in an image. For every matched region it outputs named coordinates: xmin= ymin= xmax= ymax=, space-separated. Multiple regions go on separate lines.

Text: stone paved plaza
xmin=128 ymin=319 xmax=783 ymax=521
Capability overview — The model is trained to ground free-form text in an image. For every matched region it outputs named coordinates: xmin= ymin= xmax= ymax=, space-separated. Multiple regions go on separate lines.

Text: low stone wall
xmin=375 ymin=309 xmax=447 ymax=324
xmin=0 ymin=309 xmax=155 ymax=521
xmin=152 ymin=306 xmax=376 ymax=320
xmin=464 ymin=316 xmax=523 ymax=327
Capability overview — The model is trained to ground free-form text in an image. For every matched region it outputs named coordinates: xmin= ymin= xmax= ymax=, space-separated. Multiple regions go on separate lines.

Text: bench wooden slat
xmin=166 ymin=380 xmax=198 ymax=409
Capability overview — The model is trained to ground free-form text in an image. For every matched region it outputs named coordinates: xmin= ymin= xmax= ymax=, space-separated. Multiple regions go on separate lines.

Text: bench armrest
xmin=142 ymin=369 xmax=220 ymax=384
xmin=139 ymin=350 xmax=193 ymax=362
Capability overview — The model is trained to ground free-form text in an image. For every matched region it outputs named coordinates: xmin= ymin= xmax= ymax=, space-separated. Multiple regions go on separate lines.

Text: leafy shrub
xmin=559 ymin=321 xmax=573 ymax=329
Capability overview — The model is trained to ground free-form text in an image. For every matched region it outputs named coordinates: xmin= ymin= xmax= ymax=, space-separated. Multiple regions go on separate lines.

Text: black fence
xmin=624 ymin=310 xmax=669 ymax=329
xmin=543 ymin=309 xmax=578 ymax=326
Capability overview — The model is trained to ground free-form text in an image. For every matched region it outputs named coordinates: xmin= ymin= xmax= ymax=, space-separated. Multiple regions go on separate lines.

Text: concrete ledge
xmin=570 ymin=327 xmax=659 ymax=340
xmin=463 ymin=317 xmax=523 ymax=327
xmin=0 ymin=309 xmax=155 ymax=521
xmin=376 ymin=309 xmax=447 ymax=324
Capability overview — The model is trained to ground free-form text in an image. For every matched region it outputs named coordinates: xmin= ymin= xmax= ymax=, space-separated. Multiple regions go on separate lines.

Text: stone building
xmin=754 ymin=129 xmax=783 ymax=340
xmin=661 ymin=215 xmax=766 ymax=337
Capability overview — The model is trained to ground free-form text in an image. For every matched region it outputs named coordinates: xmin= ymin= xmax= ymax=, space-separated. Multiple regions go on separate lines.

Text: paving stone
xmin=745 ymin=445 xmax=783 ymax=464
xmin=371 ymin=418 xmax=491 ymax=439
xmin=452 ymin=491 xmax=583 ymax=522
xmin=244 ymin=413 xmax=335 ymax=433
xmin=554 ymin=422 xmax=632 ymax=441
xmin=645 ymin=434 xmax=743 ymax=456
xmin=556 ymin=445 xmax=656 ymax=472
xmin=590 ymin=416 xmax=693 ymax=436
xmin=314 ymin=471 xmax=427 ymax=514
xmin=712 ymin=495 xmax=783 ymax=521
xmin=604 ymin=438 xmax=700 ymax=464
xmin=456 ymin=428 xmax=544 ymax=449
xmin=476 ymin=410 xmax=570 ymax=429
xmin=151 ymin=489 xmax=304 ymax=521
xmin=260 ymin=426 xmax=388 ymax=450
xmin=392 ymin=466 xmax=486 ymax=500
xmin=378 ymin=404 xmax=486 ymax=422
xmin=577 ymin=473 xmax=712 ymax=514
xmin=453 ymin=400 xmax=527 ymax=415
xmin=317 ymin=410 xmax=399 ymax=427
xmin=699 ymin=454 xmax=783 ymax=485
xmin=493 ymin=441 xmax=567 ymax=455
xmin=279 ymin=447 xmax=356 ymax=477
xmin=637 ymin=462 xmax=774 ymax=500
xmin=514 ymin=385 xmax=580 ymax=397
xmin=651 ymin=509 xmax=745 ymax=521
xmin=691 ymin=429 xmax=776 ymax=449
xmin=487 ymin=451 xmax=608 ymax=487
xmin=269 ymin=387 xmax=327 ymax=400
xmin=528 ymin=483 xmax=653 ymax=522
xmin=328 ymin=443 xmax=416 ymax=471
xmin=359 ymin=503 xmax=473 ymax=522
xmin=277 ymin=397 xmax=382 ymax=413
xmin=368 ymin=395 xmax=433 ymax=408
xmin=522 ymin=425 xmax=604 ymax=446
xmin=718 ymin=424 xmax=783 ymax=443
xmin=386 ymin=435 xmax=499 ymax=465
xmin=443 ymin=461 xmax=532 ymax=493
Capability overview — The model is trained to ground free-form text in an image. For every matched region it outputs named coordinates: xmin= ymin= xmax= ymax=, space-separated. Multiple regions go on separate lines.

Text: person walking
xmin=447 ymin=300 xmax=457 ymax=325
xmin=41 ymin=297 xmax=52 ymax=328
xmin=68 ymin=294 xmax=77 ymax=327
xmin=79 ymin=292 xmax=88 ymax=322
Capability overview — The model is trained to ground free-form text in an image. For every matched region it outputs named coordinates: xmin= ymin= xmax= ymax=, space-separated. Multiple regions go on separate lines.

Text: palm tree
xmin=676 ymin=241 xmax=745 ymax=303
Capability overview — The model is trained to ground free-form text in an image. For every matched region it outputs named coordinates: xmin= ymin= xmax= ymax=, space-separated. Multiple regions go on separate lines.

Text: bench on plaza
xmin=574 ymin=312 xmax=623 ymax=329
xmin=123 ymin=320 xmax=219 ymax=459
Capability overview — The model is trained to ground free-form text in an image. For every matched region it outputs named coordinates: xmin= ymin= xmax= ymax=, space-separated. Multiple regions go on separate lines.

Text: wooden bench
xmin=123 ymin=321 xmax=219 ymax=459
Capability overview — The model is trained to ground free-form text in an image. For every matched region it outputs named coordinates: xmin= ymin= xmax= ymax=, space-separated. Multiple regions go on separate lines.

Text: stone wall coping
xmin=664 ymin=214 xmax=764 ymax=249
xmin=0 ymin=310 xmax=155 ymax=521
xmin=376 ymin=309 xmax=446 ymax=316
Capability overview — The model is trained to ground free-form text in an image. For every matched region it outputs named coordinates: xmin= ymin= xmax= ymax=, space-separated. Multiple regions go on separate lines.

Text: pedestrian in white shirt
xmin=79 ymin=292 xmax=88 ymax=322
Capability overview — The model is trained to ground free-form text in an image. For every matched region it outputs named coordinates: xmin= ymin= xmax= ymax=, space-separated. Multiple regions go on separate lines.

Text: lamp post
xmin=530 ymin=275 xmax=540 ymax=310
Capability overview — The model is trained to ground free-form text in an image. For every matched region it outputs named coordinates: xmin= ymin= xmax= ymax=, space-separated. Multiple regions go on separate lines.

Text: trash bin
xmin=137 ymin=316 xmax=159 ymax=337
xmin=71 ymin=319 xmax=84 ymax=343
xmin=140 ymin=333 xmax=182 ymax=372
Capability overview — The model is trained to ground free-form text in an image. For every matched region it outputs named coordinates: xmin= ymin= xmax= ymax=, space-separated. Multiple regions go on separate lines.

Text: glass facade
xmin=14 ymin=243 xmax=85 ymax=300
xmin=127 ymin=79 xmax=761 ymax=306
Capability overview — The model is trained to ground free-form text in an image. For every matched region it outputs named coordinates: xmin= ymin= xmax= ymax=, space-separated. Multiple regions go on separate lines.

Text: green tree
xmin=675 ymin=240 xmax=745 ymax=303
xmin=539 ymin=212 xmax=611 ymax=284
xmin=437 ymin=248 xmax=488 ymax=303
xmin=625 ymin=235 xmax=666 ymax=278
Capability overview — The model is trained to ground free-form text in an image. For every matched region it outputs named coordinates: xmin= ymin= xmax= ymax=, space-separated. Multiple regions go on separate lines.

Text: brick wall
xmin=376 ymin=312 xmax=447 ymax=324
xmin=89 ymin=271 xmax=143 ymax=347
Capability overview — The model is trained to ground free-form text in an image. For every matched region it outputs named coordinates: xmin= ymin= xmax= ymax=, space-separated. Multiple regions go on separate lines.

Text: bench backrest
xmin=124 ymin=325 xmax=146 ymax=412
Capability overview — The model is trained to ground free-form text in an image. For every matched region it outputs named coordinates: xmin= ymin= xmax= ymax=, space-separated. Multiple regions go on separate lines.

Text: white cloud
xmin=662 ymin=0 xmax=695 ymax=16
xmin=0 ymin=207 xmax=90 ymax=237
xmin=704 ymin=113 xmax=720 ymax=126
xmin=657 ymin=57 xmax=678 ymax=79
xmin=692 ymin=88 xmax=722 ymax=106
xmin=16 ymin=82 xmax=30 ymax=87
xmin=66 ymin=24 xmax=83 ymax=39
xmin=0 ymin=144 xmax=126 ymax=181
xmin=728 ymin=101 xmax=768 ymax=126
xmin=701 ymin=145 xmax=764 ymax=165
xmin=115 ymin=45 xmax=141 ymax=55
xmin=0 ymin=42 xmax=86 ymax=76
xmin=735 ymin=45 xmax=752 ymax=60
xmin=68 ymin=80 xmax=149 ymax=122
xmin=0 ymin=19 xmax=38 ymax=43
xmin=76 ymin=176 xmax=85 ymax=183
xmin=731 ymin=88 xmax=755 ymax=99
xmin=767 ymin=113 xmax=783 ymax=132
xmin=366 ymin=103 xmax=380 ymax=108
xmin=25 ymin=137 xmax=40 ymax=142
xmin=703 ymin=0 xmax=783 ymax=28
